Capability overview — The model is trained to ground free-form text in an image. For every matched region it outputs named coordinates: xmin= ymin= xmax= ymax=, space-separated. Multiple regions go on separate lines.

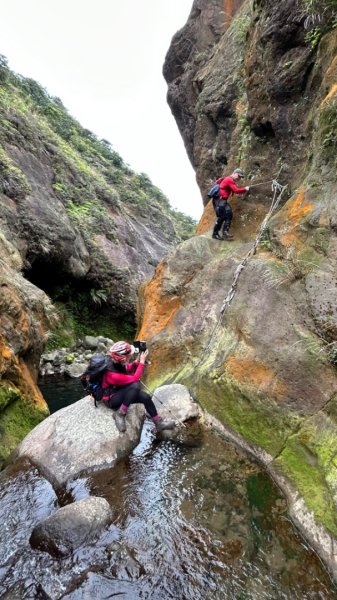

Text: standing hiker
xmin=211 ymin=168 xmax=250 ymax=240
xmin=101 ymin=341 xmax=175 ymax=433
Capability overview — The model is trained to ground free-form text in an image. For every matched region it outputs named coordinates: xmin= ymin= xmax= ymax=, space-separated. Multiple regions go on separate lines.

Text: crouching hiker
xmin=81 ymin=341 xmax=175 ymax=434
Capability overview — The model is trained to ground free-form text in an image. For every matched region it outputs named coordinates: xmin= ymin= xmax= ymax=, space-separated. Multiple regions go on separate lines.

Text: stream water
xmin=0 ymin=377 xmax=335 ymax=599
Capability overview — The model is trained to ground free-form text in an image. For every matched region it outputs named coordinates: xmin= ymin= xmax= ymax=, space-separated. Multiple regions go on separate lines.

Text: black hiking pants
xmin=213 ymin=202 xmax=233 ymax=235
xmin=107 ymin=382 xmax=158 ymax=418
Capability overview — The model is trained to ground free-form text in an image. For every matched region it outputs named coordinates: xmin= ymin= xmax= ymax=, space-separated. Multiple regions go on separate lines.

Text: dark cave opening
xmin=23 ymin=256 xmax=136 ymax=342
xmin=23 ymin=256 xmax=80 ymax=300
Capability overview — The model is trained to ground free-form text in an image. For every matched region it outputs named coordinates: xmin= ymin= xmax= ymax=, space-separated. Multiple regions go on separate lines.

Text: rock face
xmin=30 ymin=496 xmax=113 ymax=557
xmin=0 ymin=258 xmax=52 ymax=465
xmin=13 ymin=397 xmax=145 ymax=486
xmin=137 ymin=0 xmax=337 ymax=571
xmin=0 ymin=60 xmax=195 ymax=461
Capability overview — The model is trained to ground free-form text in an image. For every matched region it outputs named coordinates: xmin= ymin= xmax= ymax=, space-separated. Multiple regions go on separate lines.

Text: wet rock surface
xmin=152 ymin=383 xmax=201 ymax=441
xmin=12 ymin=383 xmax=200 ymax=490
xmin=30 ymin=496 xmax=114 ymax=557
xmin=12 ymin=397 xmax=145 ymax=486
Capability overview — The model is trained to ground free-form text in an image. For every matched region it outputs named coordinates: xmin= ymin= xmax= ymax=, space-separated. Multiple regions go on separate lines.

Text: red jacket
xmin=101 ymin=361 xmax=145 ymax=399
xmin=220 ymin=176 xmax=247 ymax=200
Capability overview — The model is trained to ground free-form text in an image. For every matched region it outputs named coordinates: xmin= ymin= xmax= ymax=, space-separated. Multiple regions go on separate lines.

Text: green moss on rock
xmin=195 ymin=369 xmax=301 ymax=456
xmin=146 ymin=361 xmax=196 ymax=393
xmin=0 ymin=388 xmax=48 ymax=467
xmin=274 ymin=411 xmax=337 ymax=536
xmin=0 ymin=384 xmax=21 ymax=411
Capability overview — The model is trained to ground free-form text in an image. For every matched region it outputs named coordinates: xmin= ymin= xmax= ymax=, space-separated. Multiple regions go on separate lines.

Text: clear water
xmin=0 ymin=379 xmax=335 ymax=599
xmin=38 ymin=375 xmax=84 ymax=414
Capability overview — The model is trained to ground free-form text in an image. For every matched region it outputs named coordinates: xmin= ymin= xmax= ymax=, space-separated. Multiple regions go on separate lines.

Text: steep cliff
xmin=0 ymin=58 xmax=195 ymax=463
xmin=138 ymin=0 xmax=337 ymax=570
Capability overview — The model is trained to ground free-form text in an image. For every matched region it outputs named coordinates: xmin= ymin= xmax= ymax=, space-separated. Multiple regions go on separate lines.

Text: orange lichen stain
xmin=225 ymin=0 xmax=232 ymax=24
xmin=320 ymin=83 xmax=337 ymax=107
xmin=0 ymin=338 xmax=14 ymax=375
xmin=1 ymin=345 xmax=12 ymax=361
xmin=18 ymin=359 xmax=47 ymax=409
xmin=280 ymin=230 xmax=303 ymax=249
xmin=226 ymin=355 xmax=287 ymax=399
xmin=137 ymin=262 xmax=181 ymax=340
xmin=224 ymin=0 xmax=247 ymax=30
xmin=196 ymin=201 xmax=214 ymax=235
xmin=284 ymin=189 xmax=313 ymax=220
xmin=255 ymin=250 xmax=282 ymax=264
xmin=277 ymin=188 xmax=314 ymax=248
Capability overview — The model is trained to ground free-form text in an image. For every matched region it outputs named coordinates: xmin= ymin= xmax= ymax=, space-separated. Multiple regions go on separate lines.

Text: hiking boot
xmin=222 ymin=231 xmax=234 ymax=240
xmin=113 ymin=410 xmax=126 ymax=433
xmin=212 ymin=233 xmax=222 ymax=240
xmin=154 ymin=417 xmax=175 ymax=432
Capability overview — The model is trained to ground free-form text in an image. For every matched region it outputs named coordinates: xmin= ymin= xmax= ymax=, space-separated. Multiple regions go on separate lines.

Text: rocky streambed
xmin=0 ymin=383 xmax=336 ymax=599
xmin=39 ymin=335 xmax=115 ymax=378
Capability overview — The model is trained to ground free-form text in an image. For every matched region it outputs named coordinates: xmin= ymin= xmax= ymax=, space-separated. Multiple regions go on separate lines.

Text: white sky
xmin=1 ymin=0 xmax=203 ymax=220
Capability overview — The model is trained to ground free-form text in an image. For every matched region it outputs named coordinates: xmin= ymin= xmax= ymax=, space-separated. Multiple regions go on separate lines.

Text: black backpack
xmin=81 ymin=355 xmax=116 ymax=407
xmin=207 ymin=182 xmax=221 ymax=200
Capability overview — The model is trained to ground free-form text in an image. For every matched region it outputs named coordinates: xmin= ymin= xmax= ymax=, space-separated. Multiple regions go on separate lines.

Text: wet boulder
xmin=30 ymin=496 xmax=113 ymax=557
xmin=153 ymin=384 xmax=200 ymax=422
xmin=13 ymin=397 xmax=144 ymax=486
xmin=152 ymin=384 xmax=201 ymax=441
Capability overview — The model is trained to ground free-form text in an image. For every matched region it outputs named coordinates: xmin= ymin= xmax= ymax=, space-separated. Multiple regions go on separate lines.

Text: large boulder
xmin=152 ymin=384 xmax=200 ymax=422
xmin=29 ymin=496 xmax=113 ymax=557
xmin=12 ymin=397 xmax=144 ymax=486
xmin=151 ymin=384 xmax=202 ymax=443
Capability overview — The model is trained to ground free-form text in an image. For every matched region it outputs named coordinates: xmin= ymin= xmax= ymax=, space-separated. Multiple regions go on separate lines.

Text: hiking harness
xmin=196 ymin=179 xmax=287 ymax=366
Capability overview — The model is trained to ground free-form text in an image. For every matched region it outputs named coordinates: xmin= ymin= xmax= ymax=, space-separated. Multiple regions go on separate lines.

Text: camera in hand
xmin=133 ymin=340 xmax=147 ymax=352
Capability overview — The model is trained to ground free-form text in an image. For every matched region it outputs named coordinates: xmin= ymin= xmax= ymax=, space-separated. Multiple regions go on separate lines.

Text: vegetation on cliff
xmin=0 ymin=54 xmax=196 ymax=344
xmin=0 ymin=54 xmax=195 ymax=240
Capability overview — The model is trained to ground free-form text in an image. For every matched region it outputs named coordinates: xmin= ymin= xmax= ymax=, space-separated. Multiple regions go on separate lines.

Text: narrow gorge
xmin=1 ymin=0 xmax=337 ymax=594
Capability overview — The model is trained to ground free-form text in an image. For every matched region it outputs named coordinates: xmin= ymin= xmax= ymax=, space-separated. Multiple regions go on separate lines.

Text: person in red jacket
xmin=212 ymin=167 xmax=250 ymax=240
xmin=101 ymin=341 xmax=175 ymax=433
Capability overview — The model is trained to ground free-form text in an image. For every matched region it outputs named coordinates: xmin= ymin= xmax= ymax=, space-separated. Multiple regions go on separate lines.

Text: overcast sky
xmin=1 ymin=0 xmax=204 ymax=220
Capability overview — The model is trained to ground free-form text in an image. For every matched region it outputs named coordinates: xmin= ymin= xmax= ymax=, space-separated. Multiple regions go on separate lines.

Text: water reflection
xmin=87 ymin=422 xmax=336 ymax=600
xmin=0 ymin=416 xmax=335 ymax=598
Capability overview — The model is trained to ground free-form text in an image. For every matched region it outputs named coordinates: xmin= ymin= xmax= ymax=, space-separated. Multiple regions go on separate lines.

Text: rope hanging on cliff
xmin=196 ymin=180 xmax=287 ymax=364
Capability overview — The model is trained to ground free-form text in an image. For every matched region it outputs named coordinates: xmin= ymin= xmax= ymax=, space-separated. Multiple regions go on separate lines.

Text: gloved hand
xmin=245 ymin=186 xmax=250 ymax=192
